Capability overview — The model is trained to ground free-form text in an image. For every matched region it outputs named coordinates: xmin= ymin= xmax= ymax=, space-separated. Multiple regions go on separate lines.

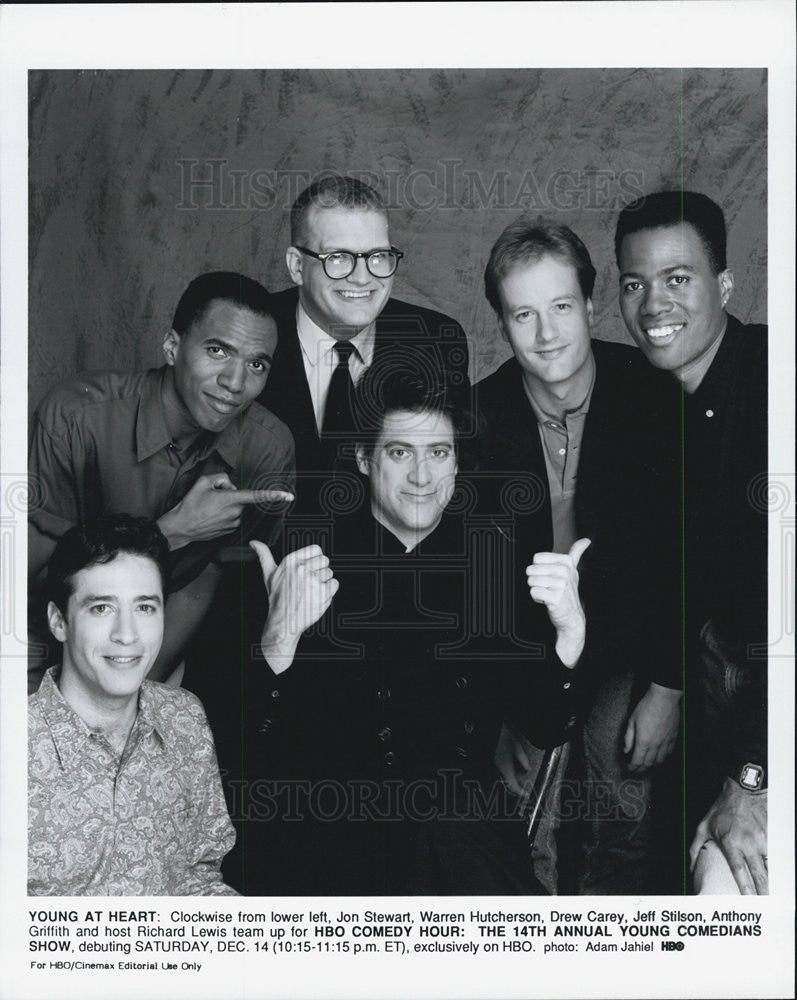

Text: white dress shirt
xmin=296 ymin=304 xmax=376 ymax=432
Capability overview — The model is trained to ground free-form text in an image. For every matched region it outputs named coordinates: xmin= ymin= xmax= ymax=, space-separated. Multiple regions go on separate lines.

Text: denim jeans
xmin=494 ymin=723 xmax=570 ymax=895
xmin=688 ymin=619 xmax=756 ymax=825
xmin=577 ymin=671 xmax=653 ymax=895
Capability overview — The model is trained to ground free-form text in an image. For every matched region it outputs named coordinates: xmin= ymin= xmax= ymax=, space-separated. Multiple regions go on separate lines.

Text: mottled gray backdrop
xmin=28 ymin=68 xmax=767 ymax=411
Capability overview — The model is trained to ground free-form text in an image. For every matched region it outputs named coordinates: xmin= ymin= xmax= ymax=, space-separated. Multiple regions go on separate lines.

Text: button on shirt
xmin=682 ymin=318 xmax=767 ymax=651
xmin=28 ymin=668 xmax=237 ymax=896
xmin=524 ymin=359 xmax=596 ymax=554
xmin=296 ymin=304 xmax=375 ymax=432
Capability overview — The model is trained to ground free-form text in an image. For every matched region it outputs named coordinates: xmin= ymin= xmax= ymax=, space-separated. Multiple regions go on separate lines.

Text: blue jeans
xmin=494 ymin=724 xmax=570 ymax=895
xmin=578 ymin=671 xmax=652 ymax=895
xmin=689 ymin=619 xmax=756 ymax=823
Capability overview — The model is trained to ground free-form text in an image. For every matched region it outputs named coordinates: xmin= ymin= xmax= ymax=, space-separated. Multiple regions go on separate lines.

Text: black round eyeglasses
xmin=294 ymin=246 xmax=404 ymax=279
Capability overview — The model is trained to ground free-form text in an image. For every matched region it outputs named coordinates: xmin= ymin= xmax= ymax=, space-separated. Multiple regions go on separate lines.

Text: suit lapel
xmin=261 ymin=288 xmax=322 ymax=459
xmin=491 ymin=362 xmax=553 ymax=549
xmin=576 ymin=343 xmax=638 ymax=541
xmin=501 ymin=361 xmax=547 ymax=473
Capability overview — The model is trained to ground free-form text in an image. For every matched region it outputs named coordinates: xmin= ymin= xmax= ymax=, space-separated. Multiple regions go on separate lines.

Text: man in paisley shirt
xmin=28 ymin=514 xmax=237 ymax=896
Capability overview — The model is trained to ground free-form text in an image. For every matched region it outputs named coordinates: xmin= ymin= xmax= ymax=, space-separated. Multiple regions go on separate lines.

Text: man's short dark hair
xmin=171 ymin=272 xmax=275 ymax=337
xmin=614 ymin=190 xmax=728 ymax=274
xmin=353 ymin=358 xmax=473 ymax=462
xmin=290 ymin=174 xmax=388 ymax=246
xmin=484 ymin=216 xmax=597 ymax=317
xmin=48 ymin=514 xmax=170 ymax=614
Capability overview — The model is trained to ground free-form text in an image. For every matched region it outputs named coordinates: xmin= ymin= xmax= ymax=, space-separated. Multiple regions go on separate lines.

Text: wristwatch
xmin=736 ymin=762 xmax=766 ymax=791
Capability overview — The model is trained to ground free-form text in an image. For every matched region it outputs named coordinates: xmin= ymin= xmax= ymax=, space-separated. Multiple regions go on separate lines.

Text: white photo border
xmin=1 ymin=4 xmax=794 ymax=999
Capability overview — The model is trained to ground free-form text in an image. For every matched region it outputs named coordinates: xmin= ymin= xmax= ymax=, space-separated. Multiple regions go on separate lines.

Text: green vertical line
xmin=238 ymin=533 xmax=252 ymax=895
xmin=679 ymin=67 xmax=688 ymax=896
xmin=680 ymin=379 xmax=688 ymax=896
xmin=238 ymin=551 xmax=246 ymax=893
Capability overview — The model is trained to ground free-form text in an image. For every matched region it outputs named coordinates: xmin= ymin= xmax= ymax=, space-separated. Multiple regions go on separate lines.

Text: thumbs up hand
xmin=250 ymin=539 xmax=279 ymax=591
xmin=526 ymin=537 xmax=590 ymax=668
xmin=251 ymin=541 xmax=339 ymax=674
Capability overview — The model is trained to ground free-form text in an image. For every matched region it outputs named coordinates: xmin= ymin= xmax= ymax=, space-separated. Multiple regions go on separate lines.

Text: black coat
xmin=231 ymin=503 xmax=580 ymax=895
xmin=474 ymin=340 xmax=684 ymax=695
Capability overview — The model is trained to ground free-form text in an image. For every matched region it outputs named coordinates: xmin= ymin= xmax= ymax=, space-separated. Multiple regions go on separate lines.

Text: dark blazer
xmin=228 ymin=504 xmax=580 ymax=896
xmin=474 ymin=339 xmax=683 ymax=695
xmin=257 ymin=287 xmax=470 ymax=491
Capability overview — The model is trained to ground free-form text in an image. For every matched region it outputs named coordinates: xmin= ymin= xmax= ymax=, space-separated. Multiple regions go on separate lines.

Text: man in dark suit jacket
xmin=227 ymin=362 xmax=587 ymax=896
xmin=257 ymin=173 xmax=469 ymax=511
xmin=615 ymin=190 xmax=768 ymax=895
xmin=476 ymin=217 xmax=683 ymax=894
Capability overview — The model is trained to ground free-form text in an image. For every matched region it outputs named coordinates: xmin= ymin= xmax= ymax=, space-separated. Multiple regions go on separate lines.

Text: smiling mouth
xmin=205 ymin=395 xmax=240 ymax=414
xmin=645 ymin=323 xmax=685 ymax=340
xmin=536 ymin=346 xmax=567 ymax=358
xmin=104 ymin=655 xmax=141 ymax=665
xmin=337 ymin=290 xmax=374 ymax=299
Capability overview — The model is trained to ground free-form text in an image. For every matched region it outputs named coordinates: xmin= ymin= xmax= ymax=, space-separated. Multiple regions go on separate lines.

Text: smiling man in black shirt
xmin=616 ymin=190 xmax=768 ymax=895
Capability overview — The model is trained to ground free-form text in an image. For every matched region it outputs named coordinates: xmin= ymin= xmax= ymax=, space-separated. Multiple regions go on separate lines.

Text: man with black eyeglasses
xmin=188 ymin=175 xmax=470 ymax=772
xmin=257 ymin=173 xmax=470 ymax=505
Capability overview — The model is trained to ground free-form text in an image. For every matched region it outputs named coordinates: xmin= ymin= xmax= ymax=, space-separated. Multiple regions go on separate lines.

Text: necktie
xmin=322 ymin=340 xmax=357 ymax=440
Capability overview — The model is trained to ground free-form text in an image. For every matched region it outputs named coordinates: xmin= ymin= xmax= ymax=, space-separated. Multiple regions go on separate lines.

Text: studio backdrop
xmin=28 ymin=67 xmax=767 ymax=411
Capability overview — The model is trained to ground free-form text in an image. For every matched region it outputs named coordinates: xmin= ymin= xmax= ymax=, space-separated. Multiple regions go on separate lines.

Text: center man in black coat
xmin=227 ymin=362 xmax=588 ymax=896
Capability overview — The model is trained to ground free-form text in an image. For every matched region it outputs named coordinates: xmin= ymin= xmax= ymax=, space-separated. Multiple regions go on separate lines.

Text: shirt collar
xmin=35 ymin=668 xmax=167 ymax=770
xmin=523 ymin=351 xmax=597 ymax=427
xmin=35 ymin=668 xmax=93 ymax=770
xmin=296 ymin=303 xmax=375 ymax=368
xmin=135 ymin=681 xmax=169 ymax=745
xmin=677 ymin=318 xmax=728 ymax=395
xmin=209 ymin=422 xmax=248 ymax=470
xmin=135 ymin=365 xmax=241 ymax=469
xmin=370 ymin=505 xmax=461 ymax=556
xmin=688 ymin=315 xmax=739 ymax=404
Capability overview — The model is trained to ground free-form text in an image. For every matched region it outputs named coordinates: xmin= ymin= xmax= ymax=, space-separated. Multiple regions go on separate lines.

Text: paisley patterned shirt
xmin=28 ymin=668 xmax=236 ymax=895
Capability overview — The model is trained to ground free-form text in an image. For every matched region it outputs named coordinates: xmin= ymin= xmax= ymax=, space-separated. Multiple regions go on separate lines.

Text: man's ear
xmin=47 ymin=601 xmax=67 ymax=643
xmin=586 ymin=297 xmax=594 ymax=326
xmin=718 ymin=269 xmax=734 ymax=309
xmin=497 ymin=315 xmax=509 ymax=342
xmin=163 ymin=329 xmax=181 ymax=366
xmin=285 ymin=247 xmax=304 ymax=287
xmin=355 ymin=445 xmax=370 ymax=476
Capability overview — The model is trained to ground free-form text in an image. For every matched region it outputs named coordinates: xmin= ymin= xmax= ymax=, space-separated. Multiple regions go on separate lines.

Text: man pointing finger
xmin=158 ymin=473 xmax=294 ymax=549
xmin=29 ymin=272 xmax=296 ymax=689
